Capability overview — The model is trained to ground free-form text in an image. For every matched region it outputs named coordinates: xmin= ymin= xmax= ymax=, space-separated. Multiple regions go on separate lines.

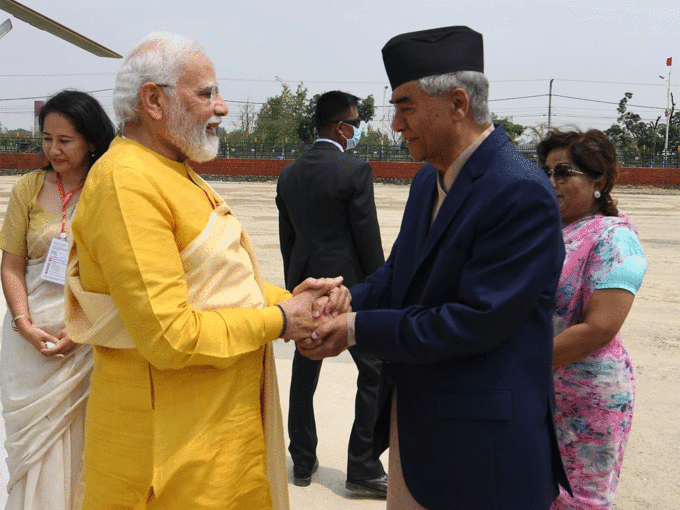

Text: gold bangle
xmin=11 ymin=314 xmax=31 ymax=332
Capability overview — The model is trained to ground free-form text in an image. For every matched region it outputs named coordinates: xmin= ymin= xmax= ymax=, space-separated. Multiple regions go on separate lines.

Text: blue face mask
xmin=344 ymin=124 xmax=362 ymax=150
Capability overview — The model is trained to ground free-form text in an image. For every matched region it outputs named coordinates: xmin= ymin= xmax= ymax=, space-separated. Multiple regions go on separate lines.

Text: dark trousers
xmin=288 ymin=345 xmax=385 ymax=480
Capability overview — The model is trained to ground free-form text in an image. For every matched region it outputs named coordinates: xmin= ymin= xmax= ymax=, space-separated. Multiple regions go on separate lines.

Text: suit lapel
xmin=400 ymin=127 xmax=509 ymax=299
xmin=411 ymin=168 xmax=439 ymax=262
xmin=390 ymin=166 xmax=438 ymax=307
xmin=419 ymin=162 xmax=477 ymax=258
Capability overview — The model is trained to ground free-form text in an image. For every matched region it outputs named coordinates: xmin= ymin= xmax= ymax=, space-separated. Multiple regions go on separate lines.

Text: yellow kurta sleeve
xmin=73 ymin=138 xmax=285 ymax=370
xmin=263 ymin=280 xmax=292 ymax=306
xmin=0 ymin=171 xmax=42 ymax=257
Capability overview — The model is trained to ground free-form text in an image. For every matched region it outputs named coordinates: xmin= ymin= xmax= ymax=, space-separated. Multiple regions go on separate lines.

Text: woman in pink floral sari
xmin=537 ymin=130 xmax=647 ymax=510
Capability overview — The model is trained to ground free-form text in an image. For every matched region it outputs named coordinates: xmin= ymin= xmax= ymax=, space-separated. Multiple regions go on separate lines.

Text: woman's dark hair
xmin=38 ymin=90 xmax=116 ymax=171
xmin=537 ymin=129 xmax=619 ymax=217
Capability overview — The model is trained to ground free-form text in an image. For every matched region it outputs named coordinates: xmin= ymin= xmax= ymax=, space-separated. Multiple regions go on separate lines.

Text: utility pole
xmin=548 ymin=79 xmax=554 ymax=130
xmin=381 ymin=85 xmax=388 ymax=161
xmin=381 ymin=86 xmax=388 ymax=134
xmin=663 ymin=61 xmax=672 ymax=167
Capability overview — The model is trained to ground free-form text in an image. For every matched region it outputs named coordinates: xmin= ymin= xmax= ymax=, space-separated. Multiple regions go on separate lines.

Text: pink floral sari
xmin=551 ymin=214 xmax=643 ymax=510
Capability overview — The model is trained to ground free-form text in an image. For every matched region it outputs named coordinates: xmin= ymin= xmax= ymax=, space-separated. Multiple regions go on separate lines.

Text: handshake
xmin=277 ymin=276 xmax=352 ymax=360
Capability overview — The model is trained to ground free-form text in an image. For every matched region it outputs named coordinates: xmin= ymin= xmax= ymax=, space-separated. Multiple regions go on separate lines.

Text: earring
xmin=594 ymin=190 xmax=601 ymax=199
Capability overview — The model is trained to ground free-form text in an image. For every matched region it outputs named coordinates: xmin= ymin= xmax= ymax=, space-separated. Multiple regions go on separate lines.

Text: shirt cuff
xmin=347 ymin=312 xmax=357 ymax=347
xmin=263 ymin=305 xmax=286 ymax=340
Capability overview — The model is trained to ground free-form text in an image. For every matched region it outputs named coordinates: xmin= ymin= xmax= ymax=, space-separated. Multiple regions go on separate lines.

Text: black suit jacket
xmin=276 ymin=141 xmax=384 ymax=289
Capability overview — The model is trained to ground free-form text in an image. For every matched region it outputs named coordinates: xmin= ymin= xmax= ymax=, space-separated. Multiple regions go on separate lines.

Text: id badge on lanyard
xmin=40 ymin=173 xmax=83 ymax=286
xmin=41 ymin=238 xmax=70 ymax=285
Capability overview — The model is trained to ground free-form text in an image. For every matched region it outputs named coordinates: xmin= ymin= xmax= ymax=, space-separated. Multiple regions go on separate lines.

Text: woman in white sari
xmin=0 ymin=90 xmax=115 ymax=510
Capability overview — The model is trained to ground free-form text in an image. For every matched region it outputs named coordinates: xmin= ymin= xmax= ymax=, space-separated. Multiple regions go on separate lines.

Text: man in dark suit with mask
xmin=276 ymin=90 xmax=387 ymax=495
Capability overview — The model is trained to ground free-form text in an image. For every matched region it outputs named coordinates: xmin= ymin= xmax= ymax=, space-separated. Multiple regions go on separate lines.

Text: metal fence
xmin=616 ymin=152 xmax=680 ymax=169
xmin=514 ymin=146 xmax=680 ymax=168
xmin=0 ymin=137 xmax=42 ymax=154
xmin=218 ymin=142 xmax=414 ymax=162
xmin=210 ymin=142 xmax=680 ymax=168
xmin=2 ymin=137 xmax=679 ymax=168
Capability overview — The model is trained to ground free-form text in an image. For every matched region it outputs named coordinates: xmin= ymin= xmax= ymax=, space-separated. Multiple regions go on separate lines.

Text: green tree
xmin=360 ymin=125 xmax=390 ymax=146
xmin=296 ymin=93 xmax=320 ymax=145
xmin=357 ymin=95 xmax=375 ymax=124
xmin=245 ymin=84 xmax=378 ymax=147
xmin=254 ymin=81 xmax=309 ymax=145
xmin=657 ymin=93 xmax=680 ymax=157
xmin=605 ymin=92 xmax=664 ymax=157
xmin=491 ymin=113 xmax=525 ymax=145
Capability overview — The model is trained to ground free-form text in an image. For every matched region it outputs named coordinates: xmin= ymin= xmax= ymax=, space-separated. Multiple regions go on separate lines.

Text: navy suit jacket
xmin=350 ymin=126 xmax=570 ymax=509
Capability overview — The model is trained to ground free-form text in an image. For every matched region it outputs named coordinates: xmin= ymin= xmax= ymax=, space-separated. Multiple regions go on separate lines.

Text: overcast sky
xmin=1 ymin=0 xmax=679 ymax=139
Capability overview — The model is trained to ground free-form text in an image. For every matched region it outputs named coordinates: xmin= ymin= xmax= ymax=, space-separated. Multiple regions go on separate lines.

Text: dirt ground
xmin=206 ymin=181 xmax=680 ymax=510
xmin=0 ymin=177 xmax=677 ymax=509
xmin=603 ymin=189 xmax=680 ymax=509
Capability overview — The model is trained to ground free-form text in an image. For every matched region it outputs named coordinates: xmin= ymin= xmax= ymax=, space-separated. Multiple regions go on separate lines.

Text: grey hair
xmin=113 ymin=32 xmax=204 ymax=124
xmin=418 ymin=71 xmax=491 ymax=125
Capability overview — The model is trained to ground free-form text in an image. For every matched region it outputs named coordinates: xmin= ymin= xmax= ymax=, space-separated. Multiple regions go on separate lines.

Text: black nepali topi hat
xmin=382 ymin=26 xmax=484 ymax=90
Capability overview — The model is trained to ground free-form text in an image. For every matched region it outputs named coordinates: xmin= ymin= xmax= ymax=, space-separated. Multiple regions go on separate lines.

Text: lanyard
xmin=55 ymin=173 xmax=84 ymax=239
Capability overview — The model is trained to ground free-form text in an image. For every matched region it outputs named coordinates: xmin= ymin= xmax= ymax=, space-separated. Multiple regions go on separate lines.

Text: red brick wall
xmin=191 ymin=157 xmax=289 ymax=176
xmin=190 ymin=158 xmax=424 ymax=179
xmin=193 ymin=158 xmax=680 ymax=185
xmin=616 ymin=167 xmax=680 ymax=186
xmin=2 ymin=153 xmax=679 ymax=185
xmin=364 ymin=161 xmax=422 ymax=179
xmin=0 ymin=153 xmax=47 ymax=170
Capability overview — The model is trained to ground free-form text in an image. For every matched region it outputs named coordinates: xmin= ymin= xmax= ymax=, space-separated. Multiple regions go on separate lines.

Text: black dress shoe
xmin=345 ymin=473 xmax=388 ymax=496
xmin=292 ymin=458 xmax=319 ymax=487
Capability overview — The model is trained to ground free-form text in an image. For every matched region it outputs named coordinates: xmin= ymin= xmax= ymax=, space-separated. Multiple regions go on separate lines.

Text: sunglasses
xmin=542 ymin=163 xmax=588 ymax=181
xmin=339 ymin=118 xmax=361 ymax=128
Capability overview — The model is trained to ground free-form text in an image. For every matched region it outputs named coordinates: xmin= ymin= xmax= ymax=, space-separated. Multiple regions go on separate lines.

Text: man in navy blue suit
xmin=300 ymin=26 xmax=571 ymax=509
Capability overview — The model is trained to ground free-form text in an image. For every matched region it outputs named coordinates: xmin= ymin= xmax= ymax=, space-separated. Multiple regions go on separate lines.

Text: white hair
xmin=113 ymin=32 xmax=204 ymax=124
xmin=419 ymin=71 xmax=491 ymax=125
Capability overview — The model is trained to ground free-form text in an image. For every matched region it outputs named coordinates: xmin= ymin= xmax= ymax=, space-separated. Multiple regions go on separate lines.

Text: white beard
xmin=167 ymin=99 xmax=221 ymax=162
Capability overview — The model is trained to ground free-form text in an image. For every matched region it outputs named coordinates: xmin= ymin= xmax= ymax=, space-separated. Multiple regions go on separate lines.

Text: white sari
xmin=1 ymin=214 xmax=93 ymax=510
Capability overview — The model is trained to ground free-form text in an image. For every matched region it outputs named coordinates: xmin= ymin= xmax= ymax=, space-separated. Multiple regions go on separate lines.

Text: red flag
xmin=667 ymin=57 xmax=673 ymax=66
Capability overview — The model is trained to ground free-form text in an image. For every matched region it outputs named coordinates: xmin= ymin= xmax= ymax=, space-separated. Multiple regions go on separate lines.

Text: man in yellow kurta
xmin=64 ymin=33 xmax=345 ymax=510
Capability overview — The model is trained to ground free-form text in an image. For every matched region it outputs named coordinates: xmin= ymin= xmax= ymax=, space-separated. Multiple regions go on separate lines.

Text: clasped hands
xmin=277 ymin=276 xmax=351 ymax=360
xmin=15 ymin=321 xmax=76 ymax=359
